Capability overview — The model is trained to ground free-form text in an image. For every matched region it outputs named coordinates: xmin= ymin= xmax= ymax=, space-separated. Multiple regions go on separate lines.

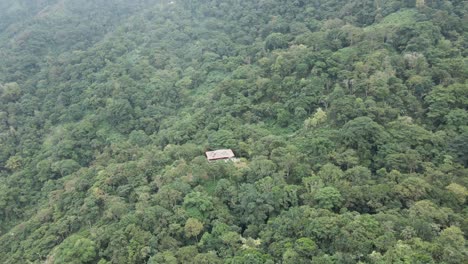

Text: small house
xmin=205 ymin=149 xmax=235 ymax=162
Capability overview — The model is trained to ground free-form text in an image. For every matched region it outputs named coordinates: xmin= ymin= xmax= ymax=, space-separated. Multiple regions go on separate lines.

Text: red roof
xmin=205 ymin=149 xmax=235 ymax=161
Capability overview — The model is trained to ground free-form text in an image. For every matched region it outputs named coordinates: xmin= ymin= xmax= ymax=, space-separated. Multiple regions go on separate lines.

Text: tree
xmin=343 ymin=166 xmax=372 ymax=184
xmin=426 ymin=83 xmax=467 ymax=127
xmin=193 ymin=252 xmax=222 ymax=264
xmin=434 ymin=226 xmax=467 ymax=264
xmin=5 ymin=155 xmax=23 ymax=171
xmin=53 ymin=235 xmax=97 ymax=264
xmin=227 ymin=249 xmax=273 ymax=264
xmin=265 ymin=33 xmax=288 ymax=51
xmin=340 ymin=116 xmax=387 ymax=164
xmin=52 ymin=159 xmax=81 ymax=177
xmin=334 ymin=214 xmax=382 ymax=259
xmin=0 ymin=82 xmax=22 ymax=103
xmin=294 ymin=237 xmax=317 ymax=258
xmin=317 ymin=163 xmax=344 ymax=185
xmin=175 ymin=246 xmax=198 ymax=264
xmin=304 ymin=107 xmax=327 ymax=129
xmin=183 ymin=191 xmax=214 ymax=220
xmin=148 ymin=251 xmax=177 ymax=264
xmin=395 ymin=177 xmax=431 ymax=206
xmin=448 ymin=131 xmax=468 ymax=166
xmin=184 ymin=218 xmax=203 ymax=242
xmin=445 ymin=183 xmax=467 ymax=204
xmin=314 ymin=187 xmax=342 ymax=210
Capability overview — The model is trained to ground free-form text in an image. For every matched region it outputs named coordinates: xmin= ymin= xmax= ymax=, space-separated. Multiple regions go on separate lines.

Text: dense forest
xmin=0 ymin=0 xmax=467 ymax=263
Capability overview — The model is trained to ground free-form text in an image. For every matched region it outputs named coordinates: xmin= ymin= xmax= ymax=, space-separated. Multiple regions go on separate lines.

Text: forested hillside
xmin=0 ymin=0 xmax=467 ymax=263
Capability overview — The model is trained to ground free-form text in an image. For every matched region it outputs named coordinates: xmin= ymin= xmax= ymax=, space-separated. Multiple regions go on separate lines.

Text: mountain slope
xmin=0 ymin=0 xmax=467 ymax=263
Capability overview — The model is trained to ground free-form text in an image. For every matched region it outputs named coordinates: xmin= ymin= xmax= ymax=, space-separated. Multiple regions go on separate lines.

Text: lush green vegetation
xmin=0 ymin=0 xmax=467 ymax=263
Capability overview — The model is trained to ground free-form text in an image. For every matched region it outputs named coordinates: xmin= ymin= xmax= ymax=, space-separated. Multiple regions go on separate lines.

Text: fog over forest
xmin=0 ymin=0 xmax=467 ymax=263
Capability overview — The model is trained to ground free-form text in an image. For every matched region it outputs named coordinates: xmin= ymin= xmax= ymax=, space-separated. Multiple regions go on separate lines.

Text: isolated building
xmin=205 ymin=149 xmax=235 ymax=162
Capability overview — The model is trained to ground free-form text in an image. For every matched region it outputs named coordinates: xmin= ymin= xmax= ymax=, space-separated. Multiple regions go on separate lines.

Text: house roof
xmin=205 ymin=149 xmax=235 ymax=160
